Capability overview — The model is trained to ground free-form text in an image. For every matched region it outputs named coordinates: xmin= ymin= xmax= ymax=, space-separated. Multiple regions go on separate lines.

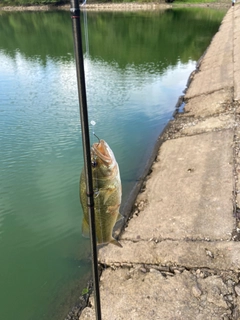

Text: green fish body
xmin=80 ymin=139 xmax=122 ymax=247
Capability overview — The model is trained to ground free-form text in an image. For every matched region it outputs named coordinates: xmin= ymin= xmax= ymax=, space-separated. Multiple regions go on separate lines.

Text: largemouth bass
xmin=80 ymin=139 xmax=123 ymax=247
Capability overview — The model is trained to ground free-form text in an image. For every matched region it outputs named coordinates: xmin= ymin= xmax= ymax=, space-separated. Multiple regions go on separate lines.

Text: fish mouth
xmin=92 ymin=140 xmax=115 ymax=165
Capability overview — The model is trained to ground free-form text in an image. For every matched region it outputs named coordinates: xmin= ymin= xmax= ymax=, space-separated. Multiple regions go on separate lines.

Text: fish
xmin=80 ymin=139 xmax=123 ymax=247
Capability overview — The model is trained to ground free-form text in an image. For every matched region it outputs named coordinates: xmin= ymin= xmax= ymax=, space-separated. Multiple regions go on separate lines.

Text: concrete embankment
xmin=79 ymin=5 xmax=240 ymax=320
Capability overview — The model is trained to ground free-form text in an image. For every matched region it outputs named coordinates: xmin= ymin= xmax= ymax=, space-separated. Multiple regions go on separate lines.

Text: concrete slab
xmin=234 ymin=31 xmax=240 ymax=61
xmin=234 ymin=69 xmax=240 ymax=101
xmin=200 ymin=11 xmax=233 ymax=65
xmin=233 ymin=3 xmax=240 ymax=20
xmin=80 ymin=268 xmax=234 ymax=320
xmin=185 ymin=64 xmax=233 ymax=99
xmin=122 ymin=130 xmax=234 ymax=241
xmin=234 ymin=24 xmax=240 ymax=100
xmin=220 ymin=14 xmax=233 ymax=27
xmin=200 ymin=52 xmax=232 ymax=72
xmin=200 ymin=32 xmax=233 ymax=71
xmin=184 ymin=89 xmax=233 ymax=117
xmin=184 ymin=9 xmax=233 ymax=100
xmin=99 ymin=240 xmax=240 ymax=271
xmin=179 ymin=114 xmax=235 ymax=136
xmin=161 ymin=115 xmax=235 ymax=140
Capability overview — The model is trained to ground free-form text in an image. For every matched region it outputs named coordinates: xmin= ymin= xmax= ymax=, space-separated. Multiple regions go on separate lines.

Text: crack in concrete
xmin=231 ymin=100 xmax=240 ymax=242
xmin=122 ymin=237 xmax=233 ymax=243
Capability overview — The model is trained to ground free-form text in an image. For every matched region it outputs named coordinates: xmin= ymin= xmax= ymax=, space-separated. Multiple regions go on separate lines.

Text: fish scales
xmin=80 ymin=139 xmax=122 ymax=247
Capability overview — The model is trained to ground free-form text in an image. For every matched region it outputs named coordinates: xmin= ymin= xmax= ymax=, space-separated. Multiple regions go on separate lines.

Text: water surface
xmin=0 ymin=7 xmax=226 ymax=320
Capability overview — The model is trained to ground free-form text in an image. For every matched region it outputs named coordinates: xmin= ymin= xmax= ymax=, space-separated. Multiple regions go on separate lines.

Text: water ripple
xmin=0 ymin=37 xmax=195 ymax=320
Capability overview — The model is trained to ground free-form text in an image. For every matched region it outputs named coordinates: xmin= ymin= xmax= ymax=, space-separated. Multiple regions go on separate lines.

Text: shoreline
xmin=0 ymin=3 xmax=170 ymax=12
xmin=0 ymin=2 xmax=230 ymax=12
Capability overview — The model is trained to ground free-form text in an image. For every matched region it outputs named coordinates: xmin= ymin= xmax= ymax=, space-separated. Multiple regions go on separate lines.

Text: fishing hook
xmin=94 ymin=133 xmax=101 ymax=144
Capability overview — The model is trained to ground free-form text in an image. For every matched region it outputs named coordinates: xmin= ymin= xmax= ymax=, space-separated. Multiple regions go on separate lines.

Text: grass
xmin=0 ymin=0 xmax=67 ymax=6
xmin=0 ymin=0 xmax=222 ymax=6
xmin=174 ymin=0 xmax=217 ymax=3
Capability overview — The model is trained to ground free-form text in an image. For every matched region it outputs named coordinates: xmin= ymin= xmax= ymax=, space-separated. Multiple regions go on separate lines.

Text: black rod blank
xmin=69 ymin=1 xmax=102 ymax=319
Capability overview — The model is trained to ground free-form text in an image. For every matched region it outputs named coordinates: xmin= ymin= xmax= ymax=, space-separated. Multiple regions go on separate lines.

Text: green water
xmin=0 ymin=7 xmax=226 ymax=320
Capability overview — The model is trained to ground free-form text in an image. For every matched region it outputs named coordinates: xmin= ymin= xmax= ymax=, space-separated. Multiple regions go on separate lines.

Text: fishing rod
xmin=69 ymin=1 xmax=102 ymax=319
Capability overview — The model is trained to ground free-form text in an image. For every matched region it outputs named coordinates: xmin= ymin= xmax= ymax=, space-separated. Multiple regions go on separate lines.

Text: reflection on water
xmin=0 ymin=7 xmax=226 ymax=320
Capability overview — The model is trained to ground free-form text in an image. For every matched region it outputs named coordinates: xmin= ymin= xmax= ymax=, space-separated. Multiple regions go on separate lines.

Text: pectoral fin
xmin=102 ymin=186 xmax=116 ymax=204
xmin=82 ymin=218 xmax=90 ymax=238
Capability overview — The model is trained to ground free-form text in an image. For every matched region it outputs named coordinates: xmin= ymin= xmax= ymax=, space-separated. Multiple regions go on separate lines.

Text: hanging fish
xmin=80 ymin=138 xmax=123 ymax=247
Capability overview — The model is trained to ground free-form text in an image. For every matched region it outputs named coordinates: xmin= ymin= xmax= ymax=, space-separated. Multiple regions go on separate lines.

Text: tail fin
xmin=110 ymin=237 xmax=123 ymax=248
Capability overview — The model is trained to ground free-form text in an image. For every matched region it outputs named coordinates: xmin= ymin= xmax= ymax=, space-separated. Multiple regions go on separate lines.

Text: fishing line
xmin=81 ymin=0 xmax=89 ymax=57
xmin=93 ymin=133 xmax=101 ymax=144
xmin=82 ymin=0 xmax=94 ymax=142
xmin=81 ymin=4 xmax=97 ymax=144
xmin=82 ymin=7 xmax=97 ymax=150
xmin=83 ymin=9 xmax=89 ymax=57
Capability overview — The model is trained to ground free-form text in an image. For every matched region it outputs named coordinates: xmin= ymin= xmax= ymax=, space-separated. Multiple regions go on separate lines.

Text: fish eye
xmin=92 ymin=160 xmax=97 ymax=168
